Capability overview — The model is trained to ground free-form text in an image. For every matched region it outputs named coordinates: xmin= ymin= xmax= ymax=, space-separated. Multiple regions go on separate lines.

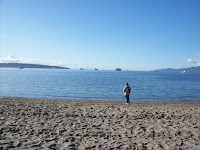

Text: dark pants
xmin=125 ymin=95 xmax=130 ymax=103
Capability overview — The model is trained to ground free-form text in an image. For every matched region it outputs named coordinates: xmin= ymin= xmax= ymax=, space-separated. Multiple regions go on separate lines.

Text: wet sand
xmin=0 ymin=97 xmax=200 ymax=150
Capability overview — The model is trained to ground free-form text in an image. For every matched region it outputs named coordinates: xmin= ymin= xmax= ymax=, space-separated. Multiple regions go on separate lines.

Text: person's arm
xmin=123 ymin=87 xmax=126 ymax=93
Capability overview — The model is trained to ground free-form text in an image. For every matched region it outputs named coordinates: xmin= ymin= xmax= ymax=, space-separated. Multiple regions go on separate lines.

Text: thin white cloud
xmin=0 ymin=56 xmax=61 ymax=66
xmin=51 ymin=60 xmax=66 ymax=66
xmin=0 ymin=56 xmax=21 ymax=63
xmin=0 ymin=56 xmax=108 ymax=70
xmin=187 ymin=54 xmax=200 ymax=66
xmin=0 ymin=56 xmax=43 ymax=64
xmin=187 ymin=58 xmax=195 ymax=63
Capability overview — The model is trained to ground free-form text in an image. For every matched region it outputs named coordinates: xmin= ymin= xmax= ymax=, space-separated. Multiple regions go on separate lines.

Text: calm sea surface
xmin=0 ymin=68 xmax=200 ymax=102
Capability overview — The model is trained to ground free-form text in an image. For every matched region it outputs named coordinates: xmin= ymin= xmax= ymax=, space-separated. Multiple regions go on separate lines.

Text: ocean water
xmin=0 ymin=68 xmax=200 ymax=102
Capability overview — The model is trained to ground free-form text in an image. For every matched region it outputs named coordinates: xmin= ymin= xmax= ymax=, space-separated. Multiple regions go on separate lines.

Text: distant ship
xmin=115 ymin=68 xmax=122 ymax=71
xmin=19 ymin=67 xmax=24 ymax=69
xmin=80 ymin=68 xmax=84 ymax=70
xmin=181 ymin=70 xmax=186 ymax=73
xmin=95 ymin=68 xmax=98 ymax=70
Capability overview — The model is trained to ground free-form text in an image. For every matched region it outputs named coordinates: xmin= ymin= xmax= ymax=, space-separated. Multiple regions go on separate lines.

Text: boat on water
xmin=115 ymin=68 xmax=122 ymax=71
xmin=181 ymin=70 xmax=186 ymax=73
xmin=80 ymin=68 xmax=84 ymax=70
xmin=95 ymin=68 xmax=98 ymax=70
xmin=19 ymin=67 xmax=24 ymax=69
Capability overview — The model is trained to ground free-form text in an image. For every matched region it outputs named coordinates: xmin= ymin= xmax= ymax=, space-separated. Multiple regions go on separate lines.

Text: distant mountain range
xmin=157 ymin=66 xmax=200 ymax=74
xmin=0 ymin=63 xmax=69 ymax=69
xmin=1 ymin=63 xmax=199 ymax=73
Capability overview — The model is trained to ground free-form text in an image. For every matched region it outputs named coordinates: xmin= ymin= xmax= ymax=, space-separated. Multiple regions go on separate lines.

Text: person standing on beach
xmin=123 ymin=83 xmax=131 ymax=104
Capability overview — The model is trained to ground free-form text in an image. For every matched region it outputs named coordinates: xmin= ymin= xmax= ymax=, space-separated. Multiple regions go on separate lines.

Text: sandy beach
xmin=0 ymin=97 xmax=199 ymax=150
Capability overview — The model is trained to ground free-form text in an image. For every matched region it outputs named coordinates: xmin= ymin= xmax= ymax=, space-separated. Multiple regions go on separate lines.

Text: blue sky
xmin=0 ymin=0 xmax=200 ymax=70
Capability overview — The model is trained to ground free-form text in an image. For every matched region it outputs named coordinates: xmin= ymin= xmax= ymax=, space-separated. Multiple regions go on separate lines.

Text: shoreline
xmin=1 ymin=97 xmax=200 ymax=149
xmin=1 ymin=96 xmax=200 ymax=103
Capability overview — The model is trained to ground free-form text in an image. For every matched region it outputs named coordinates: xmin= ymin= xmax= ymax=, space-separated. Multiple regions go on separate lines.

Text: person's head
xmin=126 ymin=83 xmax=129 ymax=86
